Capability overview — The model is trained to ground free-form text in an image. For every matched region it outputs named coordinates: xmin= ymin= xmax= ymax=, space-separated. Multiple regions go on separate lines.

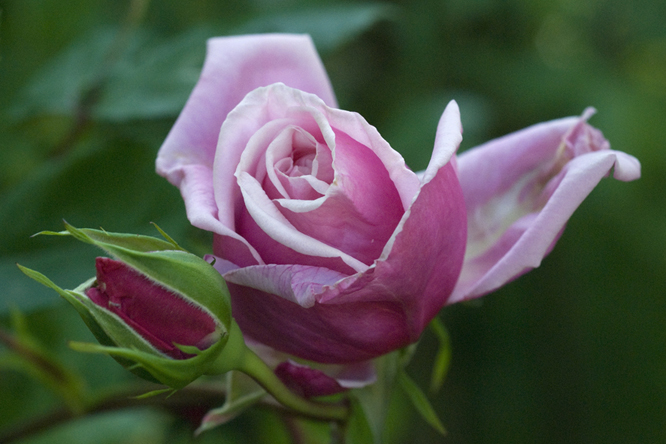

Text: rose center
xmin=263 ymin=126 xmax=332 ymax=202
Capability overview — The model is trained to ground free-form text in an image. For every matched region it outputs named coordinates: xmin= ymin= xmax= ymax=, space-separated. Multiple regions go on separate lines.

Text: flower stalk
xmin=209 ymin=320 xmax=349 ymax=423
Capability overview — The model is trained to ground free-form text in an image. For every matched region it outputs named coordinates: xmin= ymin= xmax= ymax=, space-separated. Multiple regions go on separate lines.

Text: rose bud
xmin=19 ymin=223 xmax=232 ymax=389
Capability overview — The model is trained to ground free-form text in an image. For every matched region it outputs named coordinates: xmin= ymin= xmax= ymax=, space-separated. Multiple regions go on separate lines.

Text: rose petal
xmin=275 ymin=361 xmax=346 ymax=398
xmin=156 ymin=34 xmax=336 ymax=265
xmin=238 ymin=171 xmax=369 ymax=273
xmin=246 ymin=340 xmax=377 ymax=394
xmin=158 ymin=34 xmax=336 ymax=187
xmin=449 ymin=111 xmax=641 ymax=303
xmin=274 ymin=129 xmax=405 ymax=265
xmin=215 ymin=84 xmax=416 ymax=271
xmin=87 ymin=258 xmax=217 ymax=359
xmin=224 ymin=263 xmax=348 ymax=308
xmin=226 ymin=101 xmax=466 ymax=363
xmin=227 ymin=281 xmax=410 ymax=363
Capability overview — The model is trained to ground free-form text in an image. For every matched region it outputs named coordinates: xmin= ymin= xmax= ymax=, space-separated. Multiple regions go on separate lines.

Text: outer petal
xmin=247 ymin=340 xmax=376 ymax=397
xmin=450 ymin=111 xmax=641 ymax=303
xmin=156 ymin=34 xmax=336 ymax=263
xmin=223 ymin=102 xmax=466 ymax=363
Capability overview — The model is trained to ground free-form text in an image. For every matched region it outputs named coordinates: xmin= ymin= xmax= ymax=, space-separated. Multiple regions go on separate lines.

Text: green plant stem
xmin=237 ymin=349 xmax=348 ymax=423
xmin=208 ymin=320 xmax=349 ymax=424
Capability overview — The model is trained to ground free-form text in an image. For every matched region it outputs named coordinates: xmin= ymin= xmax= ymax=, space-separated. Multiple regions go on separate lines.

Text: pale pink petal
xmin=223 ymin=263 xmax=348 ymax=308
xmin=215 ymin=84 xmax=413 ymax=270
xmin=324 ymin=103 xmax=421 ymax=212
xmin=156 ymin=35 xmax=336 ymax=264
xmin=158 ymin=34 xmax=336 ymax=187
xmin=421 ymin=101 xmax=463 ymax=184
xmin=237 ymin=172 xmax=368 ymax=272
xmin=450 ymin=112 xmax=641 ymax=303
xmin=275 ymin=129 xmax=404 ymax=265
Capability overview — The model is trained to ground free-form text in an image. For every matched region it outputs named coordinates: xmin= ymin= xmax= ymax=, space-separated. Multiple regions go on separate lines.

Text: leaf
xmin=132 ymin=388 xmax=175 ymax=399
xmin=95 ymin=27 xmax=211 ymax=121
xmin=235 ymin=3 xmax=397 ymax=54
xmin=9 ymin=28 xmax=117 ymax=120
xmin=0 ymin=136 xmax=191 ymax=316
xmin=397 ymin=369 xmax=446 ymax=435
xmin=0 ymin=308 xmax=88 ymax=413
xmin=11 ymin=26 xmax=211 ymax=122
xmin=428 ymin=316 xmax=452 ymax=393
xmin=196 ymin=371 xmax=266 ymax=435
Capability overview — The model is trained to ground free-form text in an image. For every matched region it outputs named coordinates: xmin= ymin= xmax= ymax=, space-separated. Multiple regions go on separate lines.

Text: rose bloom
xmin=157 ymin=34 xmax=639 ymax=388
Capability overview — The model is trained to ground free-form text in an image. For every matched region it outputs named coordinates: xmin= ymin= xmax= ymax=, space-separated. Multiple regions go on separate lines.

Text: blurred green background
xmin=0 ymin=0 xmax=664 ymax=442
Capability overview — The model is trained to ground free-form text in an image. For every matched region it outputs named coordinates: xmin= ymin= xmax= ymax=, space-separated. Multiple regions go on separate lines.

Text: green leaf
xmin=428 ymin=316 xmax=452 ymax=393
xmin=397 ymin=369 xmax=446 ymax=435
xmin=94 ymin=27 xmax=211 ymax=121
xmin=9 ymin=28 xmax=117 ymax=120
xmin=0 ymin=308 xmax=88 ymax=413
xmin=132 ymin=388 xmax=175 ymax=399
xmin=0 ymin=135 xmax=191 ymax=316
xmin=11 ymin=27 xmax=211 ymax=122
xmin=196 ymin=371 xmax=266 ymax=435
xmin=235 ymin=3 xmax=397 ymax=54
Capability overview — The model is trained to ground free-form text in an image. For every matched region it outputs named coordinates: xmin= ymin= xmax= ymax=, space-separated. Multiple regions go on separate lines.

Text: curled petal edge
xmin=449 ymin=148 xmax=640 ymax=304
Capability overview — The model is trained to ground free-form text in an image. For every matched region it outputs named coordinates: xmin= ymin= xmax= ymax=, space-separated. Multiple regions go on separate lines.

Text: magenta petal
xmin=450 ymin=111 xmax=641 ymax=303
xmin=274 ymin=361 xmax=346 ymax=398
xmin=228 ymin=281 xmax=410 ymax=363
xmin=226 ymin=102 xmax=466 ymax=363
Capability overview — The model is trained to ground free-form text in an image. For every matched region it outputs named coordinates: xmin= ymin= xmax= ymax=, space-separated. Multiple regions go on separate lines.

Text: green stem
xmin=238 ymin=349 xmax=348 ymax=422
xmin=209 ymin=320 xmax=348 ymax=423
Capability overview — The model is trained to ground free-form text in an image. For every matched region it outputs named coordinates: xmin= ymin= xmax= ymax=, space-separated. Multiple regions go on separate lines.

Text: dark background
xmin=1 ymin=0 xmax=664 ymax=442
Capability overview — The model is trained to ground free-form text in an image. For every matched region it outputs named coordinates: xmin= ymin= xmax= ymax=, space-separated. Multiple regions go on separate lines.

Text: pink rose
xmin=157 ymin=34 xmax=640 ymax=368
xmin=157 ymin=34 xmax=466 ymax=364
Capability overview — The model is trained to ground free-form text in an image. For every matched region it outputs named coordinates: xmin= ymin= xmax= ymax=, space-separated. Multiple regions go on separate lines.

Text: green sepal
xmin=17 ymin=262 xmax=229 ymax=389
xmin=133 ymin=388 xmax=175 ymax=399
xmin=69 ymin=330 xmax=228 ymax=389
xmin=196 ymin=371 xmax=266 ymax=435
xmin=397 ymin=369 xmax=446 ymax=435
xmin=46 ymin=222 xmax=232 ymax=332
xmin=350 ymin=351 xmax=399 ymax=444
xmin=428 ymin=316 xmax=452 ymax=394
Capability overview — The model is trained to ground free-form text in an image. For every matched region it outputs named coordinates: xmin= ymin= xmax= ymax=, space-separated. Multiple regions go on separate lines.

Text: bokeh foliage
xmin=1 ymin=0 xmax=664 ymax=442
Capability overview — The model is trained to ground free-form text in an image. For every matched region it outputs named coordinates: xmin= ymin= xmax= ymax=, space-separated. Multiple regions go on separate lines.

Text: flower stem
xmin=237 ymin=348 xmax=348 ymax=422
xmin=209 ymin=320 xmax=348 ymax=423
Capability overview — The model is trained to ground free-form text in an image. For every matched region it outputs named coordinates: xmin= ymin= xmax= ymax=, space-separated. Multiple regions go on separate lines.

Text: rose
xmin=157 ymin=34 xmax=466 ymax=365
xmin=157 ymin=34 xmax=640 ymax=367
